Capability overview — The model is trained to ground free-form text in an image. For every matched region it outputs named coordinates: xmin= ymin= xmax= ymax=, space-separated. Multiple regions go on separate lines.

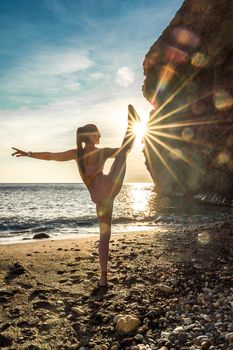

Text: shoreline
xmin=0 ymin=220 xmax=232 ymax=349
xmin=0 ymin=226 xmax=159 ymax=246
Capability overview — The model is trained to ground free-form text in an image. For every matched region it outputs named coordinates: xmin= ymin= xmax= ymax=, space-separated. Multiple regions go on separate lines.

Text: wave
xmin=0 ymin=215 xmax=153 ymax=233
xmin=1 ymin=210 xmax=232 ymax=237
xmin=0 ymin=216 xmax=98 ymax=235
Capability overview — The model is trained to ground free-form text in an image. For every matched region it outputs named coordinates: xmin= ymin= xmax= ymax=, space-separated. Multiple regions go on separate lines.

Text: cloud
xmin=10 ymin=48 xmax=94 ymax=87
xmin=0 ymin=47 xmax=94 ymax=108
xmin=115 ymin=67 xmax=134 ymax=87
xmin=27 ymin=49 xmax=93 ymax=77
xmin=65 ymin=82 xmax=80 ymax=91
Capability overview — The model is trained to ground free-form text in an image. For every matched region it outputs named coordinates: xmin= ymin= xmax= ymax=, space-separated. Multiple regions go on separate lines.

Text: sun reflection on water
xmin=129 ymin=183 xmax=152 ymax=213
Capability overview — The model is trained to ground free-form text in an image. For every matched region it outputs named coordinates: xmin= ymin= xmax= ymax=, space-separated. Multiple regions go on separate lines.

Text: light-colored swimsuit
xmin=77 ymin=149 xmax=126 ymax=205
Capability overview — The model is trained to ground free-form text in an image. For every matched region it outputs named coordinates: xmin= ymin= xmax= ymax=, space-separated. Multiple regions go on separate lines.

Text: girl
xmin=12 ymin=104 xmax=140 ymax=287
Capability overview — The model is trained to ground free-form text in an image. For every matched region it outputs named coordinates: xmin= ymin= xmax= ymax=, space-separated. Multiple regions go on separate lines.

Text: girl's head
xmin=76 ymin=124 xmax=101 ymax=148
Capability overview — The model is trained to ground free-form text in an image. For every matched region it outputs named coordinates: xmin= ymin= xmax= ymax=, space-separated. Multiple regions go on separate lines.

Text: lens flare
xmin=214 ymin=151 xmax=231 ymax=167
xmin=182 ymin=127 xmax=194 ymax=140
xmin=133 ymin=121 xmax=148 ymax=142
xmin=165 ymin=46 xmax=188 ymax=65
xmin=156 ymin=64 xmax=176 ymax=93
xmin=191 ymin=100 xmax=206 ymax=115
xmin=191 ymin=52 xmax=209 ymax=68
xmin=172 ymin=27 xmax=200 ymax=48
xmin=197 ymin=231 xmax=210 ymax=245
xmin=169 ymin=147 xmax=183 ymax=160
xmin=213 ymin=89 xmax=233 ymax=111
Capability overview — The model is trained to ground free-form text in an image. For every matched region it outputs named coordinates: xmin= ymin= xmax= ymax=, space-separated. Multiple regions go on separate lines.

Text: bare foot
xmin=98 ymin=272 xmax=108 ymax=287
xmin=128 ymin=104 xmax=141 ymax=123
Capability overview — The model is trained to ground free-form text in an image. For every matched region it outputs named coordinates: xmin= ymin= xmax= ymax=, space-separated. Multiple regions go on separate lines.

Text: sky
xmin=0 ymin=0 xmax=183 ymax=183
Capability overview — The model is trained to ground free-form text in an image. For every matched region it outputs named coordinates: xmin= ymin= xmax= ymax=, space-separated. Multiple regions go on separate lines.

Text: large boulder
xmin=143 ymin=0 xmax=233 ymax=204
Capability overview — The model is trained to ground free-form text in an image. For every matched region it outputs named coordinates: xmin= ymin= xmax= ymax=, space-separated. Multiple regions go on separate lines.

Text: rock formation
xmin=143 ymin=0 xmax=233 ymax=204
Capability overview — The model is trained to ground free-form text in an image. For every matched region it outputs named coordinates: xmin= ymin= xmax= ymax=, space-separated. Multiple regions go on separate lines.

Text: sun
xmin=133 ymin=121 xmax=148 ymax=142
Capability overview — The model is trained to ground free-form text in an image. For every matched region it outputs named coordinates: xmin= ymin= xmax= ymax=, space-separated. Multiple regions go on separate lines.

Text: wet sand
xmin=0 ymin=221 xmax=232 ymax=350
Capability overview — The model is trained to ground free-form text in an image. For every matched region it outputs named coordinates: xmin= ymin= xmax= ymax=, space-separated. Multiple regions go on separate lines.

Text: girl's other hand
xmin=11 ymin=147 xmax=28 ymax=157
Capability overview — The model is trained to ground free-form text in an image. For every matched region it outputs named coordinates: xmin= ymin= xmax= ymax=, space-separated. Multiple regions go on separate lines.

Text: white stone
xmin=195 ymin=335 xmax=208 ymax=345
xmin=225 ymin=332 xmax=233 ymax=341
xmin=96 ymin=345 xmax=108 ymax=350
xmin=28 ymin=318 xmax=39 ymax=326
xmin=113 ymin=314 xmax=124 ymax=325
xmin=160 ymin=331 xmax=171 ymax=339
xmin=200 ymin=314 xmax=212 ymax=322
xmin=136 ymin=345 xmax=152 ymax=350
xmin=71 ymin=306 xmax=86 ymax=316
xmin=183 ymin=317 xmax=192 ymax=325
xmin=173 ymin=326 xmax=184 ymax=334
xmin=115 ymin=315 xmax=140 ymax=333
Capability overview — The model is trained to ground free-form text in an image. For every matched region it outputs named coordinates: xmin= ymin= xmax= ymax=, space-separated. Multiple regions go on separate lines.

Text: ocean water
xmin=0 ymin=183 xmax=232 ymax=244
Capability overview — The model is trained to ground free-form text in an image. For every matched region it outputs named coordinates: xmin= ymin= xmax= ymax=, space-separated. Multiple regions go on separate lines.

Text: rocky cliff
xmin=143 ymin=0 xmax=233 ymax=204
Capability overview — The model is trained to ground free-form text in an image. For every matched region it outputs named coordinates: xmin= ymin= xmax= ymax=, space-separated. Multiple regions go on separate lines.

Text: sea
xmin=0 ymin=183 xmax=233 ymax=244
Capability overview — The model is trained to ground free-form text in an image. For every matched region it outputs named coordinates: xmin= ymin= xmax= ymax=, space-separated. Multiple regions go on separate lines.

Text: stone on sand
xmin=33 ymin=233 xmax=50 ymax=239
xmin=114 ymin=314 xmax=140 ymax=333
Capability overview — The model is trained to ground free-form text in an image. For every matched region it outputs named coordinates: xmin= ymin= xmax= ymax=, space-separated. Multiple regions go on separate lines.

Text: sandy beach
xmin=0 ymin=221 xmax=232 ymax=350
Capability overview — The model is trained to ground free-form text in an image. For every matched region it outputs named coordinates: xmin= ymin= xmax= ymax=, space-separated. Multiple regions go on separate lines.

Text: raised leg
xmin=120 ymin=104 xmax=140 ymax=153
xmin=96 ymin=201 xmax=113 ymax=286
xmin=107 ymin=104 xmax=141 ymax=197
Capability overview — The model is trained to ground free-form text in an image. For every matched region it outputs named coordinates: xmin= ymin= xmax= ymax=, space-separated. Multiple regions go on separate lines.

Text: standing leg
xmin=95 ymin=105 xmax=141 ymax=286
xmin=96 ymin=201 xmax=113 ymax=286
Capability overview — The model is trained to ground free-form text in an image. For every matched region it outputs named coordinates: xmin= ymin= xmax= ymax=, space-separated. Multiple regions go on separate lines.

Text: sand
xmin=0 ymin=221 xmax=232 ymax=349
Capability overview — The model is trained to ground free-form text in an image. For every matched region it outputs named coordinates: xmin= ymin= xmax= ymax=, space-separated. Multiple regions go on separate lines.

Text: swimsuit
xmin=76 ymin=148 xmax=126 ymax=206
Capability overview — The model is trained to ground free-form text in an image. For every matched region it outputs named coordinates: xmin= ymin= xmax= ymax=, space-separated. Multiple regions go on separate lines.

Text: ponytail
xmin=77 ymin=127 xmax=84 ymax=149
xmin=76 ymin=127 xmax=85 ymax=175
xmin=76 ymin=123 xmax=99 ymax=179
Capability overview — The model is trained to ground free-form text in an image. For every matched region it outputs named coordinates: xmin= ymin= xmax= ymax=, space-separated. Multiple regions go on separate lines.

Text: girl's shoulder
xmin=103 ymin=147 xmax=119 ymax=159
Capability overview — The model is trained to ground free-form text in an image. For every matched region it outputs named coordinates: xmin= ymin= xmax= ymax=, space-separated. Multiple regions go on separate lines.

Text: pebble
xmin=160 ymin=331 xmax=171 ymax=339
xmin=225 ymin=332 xmax=233 ymax=341
xmin=173 ymin=326 xmax=184 ymax=334
xmin=115 ymin=314 xmax=140 ymax=333
xmin=183 ymin=317 xmax=192 ymax=325
xmin=201 ymin=314 xmax=212 ymax=322
xmin=177 ymin=332 xmax=188 ymax=344
xmin=134 ymin=334 xmax=144 ymax=342
xmin=96 ymin=345 xmax=108 ymax=350
xmin=157 ymin=284 xmax=173 ymax=294
xmin=28 ymin=318 xmax=40 ymax=326
xmin=136 ymin=345 xmax=151 ymax=350
xmin=71 ymin=306 xmax=86 ymax=316
xmin=201 ymin=340 xmax=212 ymax=349
xmin=40 ymin=318 xmax=59 ymax=330
xmin=0 ymin=334 xmax=13 ymax=347
xmin=33 ymin=233 xmax=50 ymax=239
xmin=195 ymin=335 xmax=209 ymax=345
xmin=110 ymin=345 xmax=119 ymax=350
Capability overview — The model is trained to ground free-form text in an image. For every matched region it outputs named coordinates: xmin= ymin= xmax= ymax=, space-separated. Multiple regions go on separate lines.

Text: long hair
xmin=76 ymin=124 xmax=99 ymax=176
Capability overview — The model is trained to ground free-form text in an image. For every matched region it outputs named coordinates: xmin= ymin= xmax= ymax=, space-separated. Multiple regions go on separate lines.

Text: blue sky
xmin=0 ymin=0 xmax=183 ymax=182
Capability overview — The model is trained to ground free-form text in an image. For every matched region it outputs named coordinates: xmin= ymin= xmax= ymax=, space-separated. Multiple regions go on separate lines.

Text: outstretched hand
xmin=12 ymin=147 xmax=28 ymax=157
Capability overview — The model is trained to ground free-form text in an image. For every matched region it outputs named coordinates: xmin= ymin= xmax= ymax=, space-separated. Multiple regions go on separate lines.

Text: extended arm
xmin=11 ymin=147 xmax=77 ymax=161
